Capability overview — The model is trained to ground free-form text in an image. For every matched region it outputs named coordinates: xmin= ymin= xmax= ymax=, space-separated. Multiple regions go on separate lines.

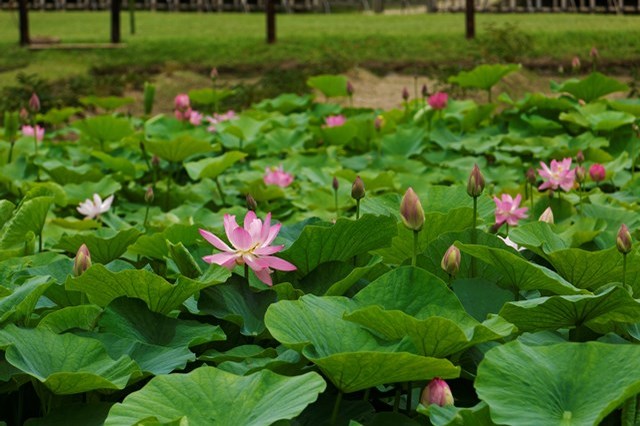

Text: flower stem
xmin=330 ymin=392 xmax=343 ymax=425
xmin=334 ymin=189 xmax=339 ymax=220
xmin=406 ymin=381 xmax=412 ymax=414
xmin=215 ymin=177 xmax=226 ymax=206
xmin=8 ymin=141 xmax=14 ymax=163
xmin=363 ymin=388 xmax=370 ymax=401
xmin=244 ymin=263 xmax=250 ymax=285
xmin=393 ymin=385 xmax=401 ymax=412
xmin=623 ymin=253 xmax=628 ymax=288
xmin=356 ymin=199 xmax=361 ymax=220
xmin=471 ymin=196 xmax=478 ymax=277
xmin=412 ymin=230 xmax=419 ymax=267
xmin=144 ymin=204 xmax=150 ymax=228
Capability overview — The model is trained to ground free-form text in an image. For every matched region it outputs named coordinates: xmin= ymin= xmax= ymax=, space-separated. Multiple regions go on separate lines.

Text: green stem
xmin=356 ymin=199 xmax=360 ymax=220
xmin=144 ymin=204 xmax=150 ymax=228
xmin=623 ymin=253 xmax=628 ymax=288
xmin=244 ymin=263 xmax=250 ymax=285
xmin=32 ymin=120 xmax=40 ymax=181
xmin=330 ymin=392 xmax=343 ymax=425
xmin=471 ymin=196 xmax=478 ymax=277
xmin=215 ymin=177 xmax=226 ymax=206
xmin=363 ymin=388 xmax=370 ymax=401
xmin=8 ymin=140 xmax=14 ymax=163
xmin=393 ymin=386 xmax=401 ymax=412
xmin=412 ymin=230 xmax=419 ymax=267
xmin=334 ymin=189 xmax=339 ymax=220
xmin=406 ymin=381 xmax=413 ymax=414
xmin=38 ymin=232 xmax=42 ymax=252
xmin=622 ymin=394 xmax=637 ymax=426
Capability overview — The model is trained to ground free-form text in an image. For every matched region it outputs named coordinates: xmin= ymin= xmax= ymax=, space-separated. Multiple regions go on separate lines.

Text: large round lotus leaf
xmin=105 ymin=367 xmax=326 ymax=426
xmin=476 ymin=340 xmax=640 ymax=425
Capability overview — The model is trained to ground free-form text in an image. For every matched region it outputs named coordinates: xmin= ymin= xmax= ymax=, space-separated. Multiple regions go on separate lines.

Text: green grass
xmin=1 ymin=11 xmax=640 ymax=89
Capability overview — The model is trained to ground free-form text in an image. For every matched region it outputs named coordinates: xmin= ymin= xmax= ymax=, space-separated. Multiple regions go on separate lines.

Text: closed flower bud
xmin=332 ymin=176 xmax=339 ymax=191
xmin=590 ymin=46 xmax=599 ymax=59
xmin=617 ymin=224 xmax=632 ymax=254
xmin=402 ymin=87 xmax=409 ymax=101
xmin=143 ymin=82 xmax=156 ymax=116
xmin=538 ymin=207 xmax=554 ymax=224
xmin=441 ymin=245 xmax=461 ymax=277
xmin=351 ymin=176 xmax=365 ymax=201
xmin=210 ymin=67 xmax=219 ymax=80
xmin=73 ymin=244 xmax=92 ymax=277
xmin=246 ymin=194 xmax=257 ymax=211
xmin=346 ymin=81 xmax=354 ymax=96
xmin=421 ymin=378 xmax=454 ymax=407
xmin=151 ymin=155 xmax=160 ymax=168
xmin=576 ymin=150 xmax=585 ymax=164
xmin=145 ymin=186 xmax=154 ymax=203
xmin=400 ymin=187 xmax=425 ymax=231
xmin=29 ymin=92 xmax=41 ymax=113
xmin=589 ymin=164 xmax=606 ymax=182
xmin=575 ymin=165 xmax=587 ymax=183
xmin=374 ymin=115 xmax=385 ymax=132
xmin=467 ymin=164 xmax=485 ymax=198
xmin=571 ymin=56 xmax=581 ymax=71
xmin=525 ymin=167 xmax=537 ymax=185
xmin=19 ymin=108 xmax=29 ymax=122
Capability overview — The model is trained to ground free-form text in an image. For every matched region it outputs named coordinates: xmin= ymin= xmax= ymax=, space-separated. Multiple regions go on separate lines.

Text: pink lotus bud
xmin=578 ymin=99 xmax=586 ymax=106
xmin=575 ymin=165 xmax=587 ymax=183
xmin=332 ymin=176 xmax=339 ymax=191
xmin=402 ymin=87 xmax=409 ymax=101
xmin=589 ymin=164 xmax=606 ymax=182
xmin=617 ymin=224 xmax=632 ymax=254
xmin=19 ymin=108 xmax=29 ymax=122
xmin=324 ymin=115 xmax=346 ymax=128
xmin=428 ymin=92 xmax=449 ymax=110
xmin=374 ymin=115 xmax=385 ymax=132
xmin=145 ymin=186 xmax=154 ymax=203
xmin=441 ymin=245 xmax=461 ymax=277
xmin=73 ymin=244 xmax=92 ymax=277
xmin=346 ymin=81 xmax=354 ymax=96
xmin=571 ymin=56 xmax=581 ymax=71
xmin=351 ymin=176 xmax=365 ymax=200
xmin=246 ymin=194 xmax=257 ymax=211
xmin=174 ymin=94 xmax=190 ymax=112
xmin=210 ymin=67 xmax=219 ymax=80
xmin=590 ymin=46 xmax=599 ymax=59
xmin=151 ymin=155 xmax=160 ymax=167
xmin=400 ymin=187 xmax=425 ymax=232
xmin=576 ymin=150 xmax=585 ymax=164
xmin=421 ymin=378 xmax=454 ymax=407
xmin=29 ymin=92 xmax=40 ymax=113
xmin=421 ymin=84 xmax=429 ymax=98
xmin=538 ymin=207 xmax=554 ymax=224
xmin=467 ymin=164 xmax=485 ymax=198
xmin=526 ymin=167 xmax=537 ymax=185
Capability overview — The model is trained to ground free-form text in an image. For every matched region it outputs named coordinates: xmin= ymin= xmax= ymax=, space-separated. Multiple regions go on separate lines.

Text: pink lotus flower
xmin=589 ymin=163 xmax=606 ymax=182
xmin=174 ymin=93 xmax=190 ymax=111
xmin=206 ymin=110 xmax=237 ymax=133
xmin=428 ymin=92 xmax=449 ymax=110
xmin=175 ymin=108 xmax=193 ymax=121
xmin=493 ymin=193 xmax=528 ymax=227
xmin=199 ymin=211 xmax=297 ymax=286
xmin=189 ymin=110 xmax=203 ymax=126
xmin=421 ymin=378 xmax=454 ymax=407
xmin=77 ymin=193 xmax=114 ymax=219
xmin=538 ymin=158 xmax=576 ymax=192
xmin=22 ymin=125 xmax=44 ymax=141
xmin=324 ymin=115 xmax=346 ymax=128
xmin=264 ymin=165 xmax=294 ymax=188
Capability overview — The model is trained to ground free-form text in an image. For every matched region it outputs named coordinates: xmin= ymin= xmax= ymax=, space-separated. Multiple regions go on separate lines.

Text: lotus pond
xmin=1 ymin=64 xmax=640 ymax=425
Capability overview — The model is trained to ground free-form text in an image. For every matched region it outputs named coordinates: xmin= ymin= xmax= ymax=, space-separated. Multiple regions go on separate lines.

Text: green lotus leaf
xmin=80 ymin=96 xmax=134 ymax=111
xmin=508 ymin=222 xmax=569 ymax=256
xmin=38 ymin=305 xmax=103 ymax=333
xmin=38 ymin=106 xmax=81 ymax=125
xmin=145 ymin=135 xmax=214 ymax=163
xmin=455 ymin=243 xmax=586 ymax=295
xmin=105 ymin=367 xmax=326 ymax=426
xmin=279 ymin=214 xmax=397 ymax=277
xmin=40 ymin=160 xmax=103 ymax=185
xmin=187 ymin=88 xmax=234 ymax=106
xmin=199 ymin=345 xmax=277 ymax=363
xmin=585 ymin=110 xmax=636 ymax=131
xmin=320 ymin=121 xmax=358 ymax=146
xmin=24 ymin=403 xmax=113 ymax=426
xmin=63 ymin=175 xmax=122 ymax=205
xmin=259 ymin=127 xmax=309 ymax=155
xmin=255 ymin=93 xmax=312 ymax=114
xmin=476 ymin=340 xmax=640 ymax=425
xmin=551 ymin=72 xmax=628 ymax=102
xmin=184 ymin=151 xmax=246 ymax=180
xmin=0 ymin=196 xmax=52 ymax=250
xmin=0 ymin=275 xmax=53 ymax=324
xmin=608 ymin=98 xmax=640 ymax=116
xmin=217 ymin=348 xmax=302 ymax=376
xmin=499 ymin=285 xmax=640 ymax=333
xmin=91 ymin=151 xmax=140 ymax=178
xmin=65 ymin=264 xmax=228 ymax=314
xmin=75 ymin=115 xmax=134 ymax=143
xmin=345 ymin=267 xmax=515 ymax=357
xmin=0 ymin=325 xmax=139 ymax=395
xmin=380 ymin=125 xmax=426 ymax=157
xmin=307 ymin=74 xmax=348 ymax=98
xmin=129 ymin=224 xmax=202 ymax=260
xmin=448 ymin=64 xmax=520 ymax=91
xmin=418 ymin=401 xmax=495 ymax=426
xmin=54 ymin=228 xmax=142 ymax=264
xmin=265 ymin=294 xmax=460 ymax=393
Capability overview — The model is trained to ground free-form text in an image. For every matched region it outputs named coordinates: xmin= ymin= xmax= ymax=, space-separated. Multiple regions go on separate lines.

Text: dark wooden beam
xmin=18 ymin=0 xmax=29 ymax=46
xmin=266 ymin=0 xmax=276 ymax=44
xmin=465 ymin=0 xmax=475 ymax=39
xmin=111 ymin=0 xmax=121 ymax=44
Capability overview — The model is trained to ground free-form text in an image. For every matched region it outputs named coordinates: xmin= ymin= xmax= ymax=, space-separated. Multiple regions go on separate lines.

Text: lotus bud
xmin=467 ymin=164 xmax=485 ymax=198
xmin=210 ymin=67 xmax=219 ymax=80
xmin=400 ymin=187 xmax=425 ymax=232
xmin=402 ymin=87 xmax=409 ymax=102
xmin=3 ymin=111 xmax=19 ymax=141
xmin=332 ymin=176 xmax=339 ymax=191
xmin=73 ymin=244 xmax=92 ymax=277
xmin=525 ymin=167 xmax=537 ymax=185
xmin=174 ymin=93 xmax=190 ymax=112
xmin=421 ymin=84 xmax=429 ymax=98
xmin=29 ymin=92 xmax=40 ymax=113
xmin=617 ymin=224 xmax=632 ymax=254
xmin=351 ymin=176 xmax=365 ymax=201
xmin=538 ymin=207 xmax=554 ymax=224
xmin=346 ymin=81 xmax=354 ymax=97
xmin=143 ymin=82 xmax=156 ymax=116
xmin=246 ymin=194 xmax=257 ymax=211
xmin=571 ymin=56 xmax=581 ymax=71
xmin=633 ymin=124 xmax=640 ymax=137
xmin=441 ymin=245 xmax=461 ymax=277
xmin=590 ymin=46 xmax=599 ymax=59
xmin=151 ymin=155 xmax=160 ymax=168
xmin=589 ymin=163 xmax=606 ymax=182
xmin=576 ymin=150 xmax=584 ymax=164
xmin=575 ymin=165 xmax=587 ymax=183
xmin=374 ymin=115 xmax=385 ymax=132
xmin=421 ymin=378 xmax=454 ymax=407
xmin=145 ymin=186 xmax=154 ymax=204
xmin=19 ymin=108 xmax=29 ymax=122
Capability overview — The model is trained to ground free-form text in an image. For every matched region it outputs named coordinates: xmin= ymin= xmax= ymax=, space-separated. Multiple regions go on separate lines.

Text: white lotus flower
xmin=77 ymin=193 xmax=114 ymax=219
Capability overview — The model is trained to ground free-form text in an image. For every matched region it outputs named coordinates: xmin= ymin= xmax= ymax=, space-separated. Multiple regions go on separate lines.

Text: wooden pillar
xmin=111 ymin=0 xmax=121 ymax=43
xmin=465 ymin=0 xmax=475 ymax=39
xmin=18 ymin=0 xmax=29 ymax=46
xmin=266 ymin=0 xmax=275 ymax=44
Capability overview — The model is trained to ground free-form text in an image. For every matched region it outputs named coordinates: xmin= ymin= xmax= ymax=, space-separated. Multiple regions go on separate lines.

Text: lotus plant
xmin=22 ymin=125 xmax=44 ymax=142
xmin=539 ymin=207 xmax=554 ymax=224
xmin=493 ymin=193 xmax=528 ymax=233
xmin=73 ymin=244 xmax=92 ymax=277
xmin=351 ymin=176 xmax=365 ymax=219
xmin=199 ymin=211 xmax=297 ymax=286
xmin=421 ymin=378 xmax=454 ymax=407
xmin=324 ymin=115 xmax=346 ymax=128
xmin=77 ymin=193 xmax=114 ymax=220
xmin=400 ymin=187 xmax=425 ymax=266
xmin=538 ymin=158 xmax=576 ymax=193
xmin=264 ymin=165 xmax=294 ymax=188
xmin=441 ymin=244 xmax=461 ymax=281
xmin=589 ymin=163 xmax=606 ymax=185
xmin=428 ymin=92 xmax=448 ymax=110
xmin=617 ymin=224 xmax=632 ymax=288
